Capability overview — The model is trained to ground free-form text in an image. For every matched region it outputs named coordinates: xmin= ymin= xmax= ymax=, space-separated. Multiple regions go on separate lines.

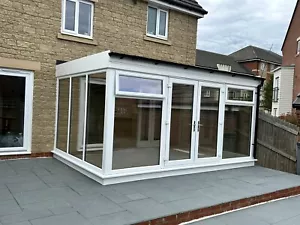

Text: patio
xmin=1 ymin=158 xmax=300 ymax=225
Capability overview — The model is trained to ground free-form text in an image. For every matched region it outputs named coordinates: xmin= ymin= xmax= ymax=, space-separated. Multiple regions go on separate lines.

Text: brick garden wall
xmin=0 ymin=0 xmax=198 ymax=153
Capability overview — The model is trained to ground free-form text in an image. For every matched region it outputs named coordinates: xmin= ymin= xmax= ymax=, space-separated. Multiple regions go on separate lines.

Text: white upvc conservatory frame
xmin=54 ymin=51 xmax=261 ymax=185
xmin=0 ymin=68 xmax=34 ymax=155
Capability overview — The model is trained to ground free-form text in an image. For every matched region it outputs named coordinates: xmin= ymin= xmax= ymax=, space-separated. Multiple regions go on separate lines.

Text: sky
xmin=196 ymin=0 xmax=298 ymax=55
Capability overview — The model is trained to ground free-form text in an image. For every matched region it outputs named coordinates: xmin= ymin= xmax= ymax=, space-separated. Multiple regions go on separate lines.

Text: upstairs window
xmin=297 ymin=40 xmax=300 ymax=54
xmin=147 ymin=6 xmax=168 ymax=39
xmin=273 ymin=77 xmax=279 ymax=102
xmin=62 ymin=0 xmax=94 ymax=38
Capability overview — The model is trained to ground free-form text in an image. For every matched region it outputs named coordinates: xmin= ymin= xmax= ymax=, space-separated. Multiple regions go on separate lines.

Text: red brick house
xmin=229 ymin=45 xmax=282 ymax=79
xmin=271 ymin=0 xmax=300 ymax=116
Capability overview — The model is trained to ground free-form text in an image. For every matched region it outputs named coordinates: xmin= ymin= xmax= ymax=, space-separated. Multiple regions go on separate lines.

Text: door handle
xmin=193 ymin=121 xmax=196 ymax=132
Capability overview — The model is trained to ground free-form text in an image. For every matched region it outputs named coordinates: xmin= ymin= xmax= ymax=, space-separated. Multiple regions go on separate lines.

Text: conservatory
xmin=54 ymin=51 xmax=263 ymax=185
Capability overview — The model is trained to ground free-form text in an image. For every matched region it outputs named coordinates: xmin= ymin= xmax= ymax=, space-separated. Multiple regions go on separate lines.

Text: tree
xmin=261 ymin=73 xmax=273 ymax=112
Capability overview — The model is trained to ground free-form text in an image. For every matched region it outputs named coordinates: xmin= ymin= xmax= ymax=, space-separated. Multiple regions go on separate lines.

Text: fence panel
xmin=256 ymin=111 xmax=299 ymax=174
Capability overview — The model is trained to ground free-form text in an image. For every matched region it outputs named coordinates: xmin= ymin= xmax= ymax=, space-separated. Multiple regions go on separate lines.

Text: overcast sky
xmin=197 ymin=0 xmax=297 ymax=55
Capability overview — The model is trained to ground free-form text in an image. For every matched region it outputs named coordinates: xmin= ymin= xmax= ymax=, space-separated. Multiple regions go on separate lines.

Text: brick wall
xmin=0 ymin=0 xmax=199 ymax=153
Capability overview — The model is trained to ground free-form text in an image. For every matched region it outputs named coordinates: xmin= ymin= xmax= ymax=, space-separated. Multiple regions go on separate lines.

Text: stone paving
xmin=188 ymin=195 xmax=300 ymax=225
xmin=0 ymin=158 xmax=300 ymax=225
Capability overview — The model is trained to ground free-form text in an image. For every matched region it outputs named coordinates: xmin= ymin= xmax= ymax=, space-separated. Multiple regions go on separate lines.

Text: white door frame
xmin=164 ymin=78 xmax=199 ymax=167
xmin=78 ymin=77 xmax=106 ymax=151
xmin=0 ymin=68 xmax=33 ymax=154
xmin=194 ymin=82 xmax=225 ymax=163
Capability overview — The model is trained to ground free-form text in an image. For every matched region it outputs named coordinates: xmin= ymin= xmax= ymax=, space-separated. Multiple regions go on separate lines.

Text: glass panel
xmin=56 ymin=79 xmax=70 ymax=152
xmin=140 ymin=108 xmax=149 ymax=141
xmin=0 ymin=76 xmax=25 ymax=148
xmin=159 ymin=11 xmax=167 ymax=36
xmin=69 ymin=76 xmax=86 ymax=160
xmin=147 ymin=6 xmax=157 ymax=35
xmin=169 ymin=84 xmax=194 ymax=161
xmin=78 ymin=2 xmax=92 ymax=36
xmin=223 ymin=106 xmax=252 ymax=158
xmin=228 ymin=88 xmax=253 ymax=101
xmin=119 ymin=75 xmax=162 ymax=95
xmin=65 ymin=0 xmax=76 ymax=31
xmin=84 ymin=73 xmax=106 ymax=168
xmin=198 ymin=87 xmax=220 ymax=158
xmin=113 ymin=98 xmax=162 ymax=170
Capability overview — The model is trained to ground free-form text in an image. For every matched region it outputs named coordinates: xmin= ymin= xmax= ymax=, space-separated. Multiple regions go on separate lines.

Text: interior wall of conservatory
xmin=53 ymin=52 xmax=261 ymax=185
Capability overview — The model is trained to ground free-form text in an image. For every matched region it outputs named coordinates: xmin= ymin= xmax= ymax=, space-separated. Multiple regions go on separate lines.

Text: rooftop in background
xmin=167 ymin=0 xmax=208 ymax=15
xmin=196 ymin=49 xmax=254 ymax=76
xmin=229 ymin=45 xmax=282 ymax=65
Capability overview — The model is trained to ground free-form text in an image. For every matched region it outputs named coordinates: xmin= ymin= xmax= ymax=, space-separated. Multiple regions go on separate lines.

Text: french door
xmin=165 ymin=79 xmax=224 ymax=166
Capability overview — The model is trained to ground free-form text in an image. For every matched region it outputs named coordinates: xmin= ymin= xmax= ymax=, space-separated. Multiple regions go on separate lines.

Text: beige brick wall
xmin=0 ymin=0 xmax=198 ymax=153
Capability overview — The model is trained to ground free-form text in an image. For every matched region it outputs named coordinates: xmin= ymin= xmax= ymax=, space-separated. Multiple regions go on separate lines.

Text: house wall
xmin=272 ymin=67 xmax=294 ymax=116
xmin=240 ymin=61 xmax=259 ymax=75
xmin=282 ymin=1 xmax=300 ymax=66
xmin=0 ymin=0 xmax=199 ymax=154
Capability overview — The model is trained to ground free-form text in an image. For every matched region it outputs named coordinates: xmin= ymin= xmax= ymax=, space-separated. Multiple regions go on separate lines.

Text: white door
xmin=165 ymin=78 xmax=199 ymax=166
xmin=0 ymin=69 xmax=33 ymax=153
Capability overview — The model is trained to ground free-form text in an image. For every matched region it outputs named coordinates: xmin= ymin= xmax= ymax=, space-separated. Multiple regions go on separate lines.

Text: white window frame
xmin=260 ymin=62 xmax=265 ymax=71
xmin=0 ymin=68 xmax=33 ymax=155
xmin=226 ymin=85 xmax=255 ymax=104
xmin=61 ymin=0 xmax=94 ymax=39
xmin=146 ymin=5 xmax=169 ymax=40
xmin=297 ymin=39 xmax=300 ymax=54
xmin=115 ymin=71 xmax=166 ymax=99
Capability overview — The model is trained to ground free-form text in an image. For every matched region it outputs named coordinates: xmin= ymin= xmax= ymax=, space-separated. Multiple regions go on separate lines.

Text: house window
xmin=273 ymin=108 xmax=277 ymax=116
xmin=260 ymin=62 xmax=265 ymax=71
xmin=270 ymin=64 xmax=275 ymax=71
xmin=297 ymin=40 xmax=300 ymax=54
xmin=273 ymin=77 xmax=279 ymax=102
xmin=62 ymin=0 xmax=94 ymax=38
xmin=147 ymin=6 xmax=168 ymax=39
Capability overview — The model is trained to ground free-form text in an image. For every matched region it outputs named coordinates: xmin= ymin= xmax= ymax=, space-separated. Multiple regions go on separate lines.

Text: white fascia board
xmin=108 ymin=57 xmax=261 ymax=87
xmin=56 ymin=50 xmax=111 ymax=77
xmin=148 ymin=0 xmax=204 ymax=18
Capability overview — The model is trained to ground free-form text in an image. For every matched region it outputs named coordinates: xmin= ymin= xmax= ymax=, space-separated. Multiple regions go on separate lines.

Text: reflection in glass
xmin=56 ymin=79 xmax=70 ymax=152
xmin=85 ymin=73 xmax=106 ymax=168
xmin=223 ymin=106 xmax=252 ymax=158
xmin=113 ymin=98 xmax=162 ymax=170
xmin=69 ymin=76 xmax=85 ymax=160
xmin=78 ymin=2 xmax=92 ymax=36
xmin=228 ymin=88 xmax=253 ymax=101
xmin=198 ymin=87 xmax=220 ymax=158
xmin=159 ymin=11 xmax=167 ymax=36
xmin=65 ymin=0 xmax=76 ymax=31
xmin=147 ymin=6 xmax=157 ymax=35
xmin=119 ymin=76 xmax=162 ymax=95
xmin=169 ymin=84 xmax=194 ymax=161
xmin=0 ymin=76 xmax=25 ymax=148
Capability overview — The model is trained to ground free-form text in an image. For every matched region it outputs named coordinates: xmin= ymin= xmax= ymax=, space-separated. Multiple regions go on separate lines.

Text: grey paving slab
xmin=30 ymin=212 xmax=92 ymax=225
xmin=0 ymin=209 xmax=53 ymax=224
xmin=1 ymin=158 xmax=300 ymax=225
xmin=119 ymin=198 xmax=173 ymax=222
xmin=89 ymin=211 xmax=136 ymax=225
xmin=6 ymin=180 xmax=48 ymax=194
xmin=11 ymin=221 xmax=32 ymax=225
xmin=0 ymin=200 xmax=22 ymax=217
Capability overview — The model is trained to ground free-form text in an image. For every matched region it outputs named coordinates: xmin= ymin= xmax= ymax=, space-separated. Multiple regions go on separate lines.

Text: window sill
xmin=144 ymin=35 xmax=172 ymax=46
xmin=296 ymin=53 xmax=300 ymax=57
xmin=57 ymin=33 xmax=98 ymax=46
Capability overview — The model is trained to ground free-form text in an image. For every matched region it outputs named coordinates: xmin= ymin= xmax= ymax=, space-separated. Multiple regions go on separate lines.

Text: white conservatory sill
xmin=53 ymin=148 xmax=256 ymax=185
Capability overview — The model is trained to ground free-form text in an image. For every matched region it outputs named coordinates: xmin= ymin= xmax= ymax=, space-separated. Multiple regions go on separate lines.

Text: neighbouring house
xmin=1 ymin=0 xmax=263 ymax=185
xmin=229 ymin=45 xmax=282 ymax=78
xmin=271 ymin=0 xmax=300 ymax=117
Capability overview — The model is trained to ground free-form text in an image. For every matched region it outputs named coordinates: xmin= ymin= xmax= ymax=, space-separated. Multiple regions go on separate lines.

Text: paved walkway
xmin=0 ymin=158 xmax=300 ymax=225
xmin=188 ymin=195 xmax=300 ymax=225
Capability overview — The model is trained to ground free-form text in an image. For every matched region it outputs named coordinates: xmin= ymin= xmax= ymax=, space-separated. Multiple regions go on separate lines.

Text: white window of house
xmin=297 ymin=40 xmax=300 ymax=54
xmin=62 ymin=0 xmax=94 ymax=38
xmin=270 ymin=64 xmax=275 ymax=71
xmin=273 ymin=77 xmax=279 ymax=102
xmin=260 ymin=62 xmax=265 ymax=71
xmin=147 ymin=6 xmax=168 ymax=39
